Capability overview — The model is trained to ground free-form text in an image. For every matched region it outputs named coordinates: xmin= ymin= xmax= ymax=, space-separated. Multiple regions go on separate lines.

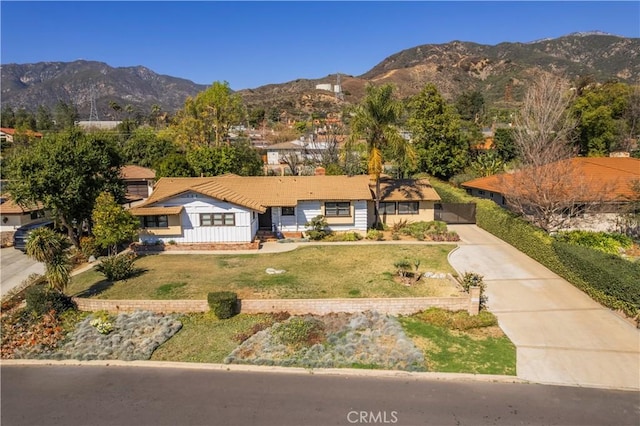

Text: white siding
xmin=273 ymin=200 xmax=368 ymax=233
xmin=139 ymin=192 xmax=257 ymax=244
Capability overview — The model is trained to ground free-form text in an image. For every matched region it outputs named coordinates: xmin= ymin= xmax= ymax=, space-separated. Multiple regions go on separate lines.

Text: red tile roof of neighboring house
xmin=120 ymin=165 xmax=156 ymax=180
xmin=0 ymin=127 xmax=43 ymax=138
xmin=0 ymin=196 xmax=44 ymax=214
xmin=462 ymin=157 xmax=640 ymax=202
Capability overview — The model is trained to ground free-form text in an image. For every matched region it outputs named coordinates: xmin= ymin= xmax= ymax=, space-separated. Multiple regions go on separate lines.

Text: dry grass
xmin=68 ymin=245 xmax=460 ymax=300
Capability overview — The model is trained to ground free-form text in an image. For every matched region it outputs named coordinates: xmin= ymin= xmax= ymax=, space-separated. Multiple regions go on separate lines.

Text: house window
xmin=201 ymin=213 xmax=235 ymax=226
xmin=379 ymin=202 xmax=396 ymax=215
xmin=142 ymin=215 xmax=168 ymax=228
xmin=398 ymin=202 xmax=419 ymax=215
xmin=325 ymin=202 xmax=351 ymax=217
xmin=478 ymin=190 xmax=485 ymax=195
xmin=30 ymin=210 xmax=45 ymax=220
xmin=127 ymin=182 xmax=149 ymax=197
xmin=281 ymin=207 xmax=295 ymax=216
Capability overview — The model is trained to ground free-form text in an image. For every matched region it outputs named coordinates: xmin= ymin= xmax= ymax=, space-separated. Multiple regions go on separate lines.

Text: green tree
xmin=1 ymin=105 xmax=16 ymax=128
xmin=492 ymin=128 xmax=518 ymax=162
xmin=469 ymin=150 xmax=505 ymax=177
xmin=347 ymin=84 xmax=415 ymax=226
xmin=6 ymin=129 xmax=125 ymax=248
xmin=407 ymin=83 xmax=468 ymax=179
xmin=122 ymin=126 xmax=176 ymax=167
xmin=14 ymin=108 xmax=36 ymax=130
xmin=54 ymin=101 xmax=79 ymax=130
xmin=155 ymin=153 xmax=194 ymax=178
xmin=36 ymin=105 xmax=55 ymax=131
xmin=92 ymin=192 xmax=139 ymax=255
xmin=455 ymin=90 xmax=485 ymax=123
xmin=26 ymin=227 xmax=71 ymax=293
xmin=572 ymin=82 xmax=632 ymax=156
xmin=173 ymin=81 xmax=246 ymax=148
xmin=186 ymin=142 xmax=263 ymax=177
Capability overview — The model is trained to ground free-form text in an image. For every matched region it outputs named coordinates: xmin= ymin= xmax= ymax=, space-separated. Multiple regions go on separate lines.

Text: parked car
xmin=12 ymin=220 xmax=55 ymax=252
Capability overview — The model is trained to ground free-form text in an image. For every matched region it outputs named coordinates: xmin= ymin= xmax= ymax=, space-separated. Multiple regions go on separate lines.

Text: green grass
xmin=150 ymin=312 xmax=275 ymax=363
xmin=399 ymin=311 xmax=517 ymax=375
xmin=68 ymin=245 xmax=459 ymax=300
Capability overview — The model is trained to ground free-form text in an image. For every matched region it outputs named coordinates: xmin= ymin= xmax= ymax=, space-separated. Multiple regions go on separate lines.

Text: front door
xmin=258 ymin=207 xmax=273 ymax=230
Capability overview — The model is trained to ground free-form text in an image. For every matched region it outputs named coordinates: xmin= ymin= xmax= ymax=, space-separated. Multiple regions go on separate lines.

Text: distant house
xmin=0 ymin=127 xmax=43 ymax=144
xmin=0 ymin=196 xmax=49 ymax=232
xmin=265 ymin=138 xmax=337 ymax=175
xmin=130 ymin=175 xmax=441 ymax=245
xmin=76 ymin=121 xmax=122 ymax=131
xmin=462 ymin=157 xmax=640 ymax=231
xmin=120 ymin=165 xmax=156 ymax=206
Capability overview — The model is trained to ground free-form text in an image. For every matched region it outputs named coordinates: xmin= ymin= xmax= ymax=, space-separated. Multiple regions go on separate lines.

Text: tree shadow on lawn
xmin=72 ymin=267 xmax=147 ymax=298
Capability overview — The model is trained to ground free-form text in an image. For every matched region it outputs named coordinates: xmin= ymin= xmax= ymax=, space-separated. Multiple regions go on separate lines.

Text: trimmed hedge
xmin=207 ymin=291 xmax=238 ymax=319
xmin=429 ymin=178 xmax=640 ymax=321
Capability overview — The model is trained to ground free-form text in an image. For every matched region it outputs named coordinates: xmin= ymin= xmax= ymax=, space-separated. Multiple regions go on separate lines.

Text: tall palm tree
xmin=347 ymin=84 xmax=415 ymax=227
xmin=26 ymin=227 xmax=71 ymax=293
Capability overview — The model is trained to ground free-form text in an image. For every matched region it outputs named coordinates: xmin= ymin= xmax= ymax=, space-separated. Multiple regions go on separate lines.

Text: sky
xmin=1 ymin=1 xmax=639 ymax=91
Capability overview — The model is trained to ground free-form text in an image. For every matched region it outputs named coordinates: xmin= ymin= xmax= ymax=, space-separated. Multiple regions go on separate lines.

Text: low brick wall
xmin=73 ymin=288 xmax=481 ymax=316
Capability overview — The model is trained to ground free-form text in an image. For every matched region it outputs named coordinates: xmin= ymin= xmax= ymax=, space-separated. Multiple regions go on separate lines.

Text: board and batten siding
xmin=272 ymin=200 xmax=368 ymax=233
xmin=139 ymin=193 xmax=256 ymax=244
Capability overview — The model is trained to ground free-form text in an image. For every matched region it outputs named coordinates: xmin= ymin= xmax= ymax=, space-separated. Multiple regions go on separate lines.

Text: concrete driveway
xmin=448 ymin=225 xmax=640 ymax=391
xmin=0 ymin=247 xmax=44 ymax=297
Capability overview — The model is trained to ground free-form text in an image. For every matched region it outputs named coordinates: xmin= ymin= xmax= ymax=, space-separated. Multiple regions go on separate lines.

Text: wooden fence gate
xmin=434 ymin=203 xmax=476 ymax=224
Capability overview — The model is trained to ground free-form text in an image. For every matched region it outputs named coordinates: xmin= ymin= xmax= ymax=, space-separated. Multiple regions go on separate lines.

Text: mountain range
xmin=2 ymin=33 xmax=638 ymax=120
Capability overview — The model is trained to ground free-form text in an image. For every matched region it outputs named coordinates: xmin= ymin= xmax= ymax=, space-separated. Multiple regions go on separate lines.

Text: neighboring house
xmin=130 ymin=175 xmax=441 ymax=244
xmin=462 ymin=157 xmax=640 ymax=231
xmin=120 ymin=165 xmax=156 ymax=206
xmin=76 ymin=121 xmax=122 ymax=131
xmin=0 ymin=127 xmax=43 ymax=144
xmin=0 ymin=196 xmax=49 ymax=232
xmin=0 ymin=196 xmax=50 ymax=246
xmin=265 ymin=138 xmax=334 ymax=170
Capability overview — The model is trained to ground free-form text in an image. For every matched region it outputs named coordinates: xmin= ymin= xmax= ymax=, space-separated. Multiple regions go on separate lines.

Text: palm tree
xmin=26 ymin=227 xmax=71 ymax=293
xmin=347 ymin=84 xmax=415 ymax=227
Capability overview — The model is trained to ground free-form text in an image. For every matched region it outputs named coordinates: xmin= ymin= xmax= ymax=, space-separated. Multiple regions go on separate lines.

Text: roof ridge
xmin=578 ymin=157 xmax=640 ymax=176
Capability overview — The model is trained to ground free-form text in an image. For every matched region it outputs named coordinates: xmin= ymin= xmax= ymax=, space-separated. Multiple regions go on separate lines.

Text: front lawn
xmin=68 ymin=245 xmax=459 ymax=300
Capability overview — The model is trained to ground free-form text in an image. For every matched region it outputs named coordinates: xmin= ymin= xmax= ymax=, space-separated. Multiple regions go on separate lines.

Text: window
xmin=201 ymin=213 xmax=235 ymax=226
xmin=127 ymin=182 xmax=149 ymax=197
xmin=142 ymin=215 xmax=168 ymax=228
xmin=398 ymin=202 xmax=419 ymax=215
xmin=325 ymin=202 xmax=351 ymax=217
xmin=478 ymin=190 xmax=485 ymax=195
xmin=379 ymin=202 xmax=396 ymax=215
xmin=30 ymin=210 xmax=45 ymax=220
xmin=281 ymin=207 xmax=295 ymax=216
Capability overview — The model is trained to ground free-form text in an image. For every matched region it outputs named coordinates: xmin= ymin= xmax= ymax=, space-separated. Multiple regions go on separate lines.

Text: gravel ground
xmin=225 ymin=311 xmax=426 ymax=371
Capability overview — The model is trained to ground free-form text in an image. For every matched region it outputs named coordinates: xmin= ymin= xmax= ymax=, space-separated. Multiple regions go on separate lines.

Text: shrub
xmin=207 ymin=291 xmax=238 ymax=319
xmin=391 ymin=232 xmax=400 ymax=240
xmin=416 ymin=308 xmax=498 ymax=330
xmin=366 ymin=229 xmax=384 ymax=241
xmin=554 ymin=231 xmax=633 ymax=255
xmin=390 ymin=219 xmax=409 ymax=233
xmin=25 ymin=285 xmax=75 ymax=317
xmin=80 ymin=236 xmax=100 ymax=260
xmin=96 ymin=252 xmax=137 ymax=281
xmin=305 ymin=215 xmax=329 ymax=241
xmin=461 ymin=272 xmax=488 ymax=310
xmin=323 ymin=231 xmax=362 ymax=242
xmin=272 ymin=316 xmax=325 ymax=348
xmin=90 ymin=311 xmax=115 ymax=335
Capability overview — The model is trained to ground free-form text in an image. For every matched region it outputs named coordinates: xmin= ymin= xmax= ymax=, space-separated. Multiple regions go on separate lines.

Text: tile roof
xmin=0 ymin=196 xmax=44 ymax=214
xmin=462 ymin=157 xmax=640 ymax=202
xmin=120 ymin=165 xmax=156 ymax=180
xmin=0 ymin=127 xmax=43 ymax=138
xmin=136 ymin=175 xmax=438 ymax=212
xmin=376 ymin=178 xmax=441 ymax=201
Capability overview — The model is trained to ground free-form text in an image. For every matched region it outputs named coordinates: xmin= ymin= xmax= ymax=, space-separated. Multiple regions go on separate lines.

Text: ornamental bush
xmin=96 ymin=253 xmax=137 ymax=281
xmin=207 ymin=291 xmax=238 ymax=319
xmin=25 ymin=285 xmax=75 ymax=317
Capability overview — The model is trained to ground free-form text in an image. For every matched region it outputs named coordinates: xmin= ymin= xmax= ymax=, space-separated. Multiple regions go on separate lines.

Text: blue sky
xmin=2 ymin=1 xmax=639 ymax=90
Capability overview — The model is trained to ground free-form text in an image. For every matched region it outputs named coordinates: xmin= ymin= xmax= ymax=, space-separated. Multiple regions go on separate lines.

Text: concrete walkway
xmin=448 ymin=224 xmax=640 ymax=391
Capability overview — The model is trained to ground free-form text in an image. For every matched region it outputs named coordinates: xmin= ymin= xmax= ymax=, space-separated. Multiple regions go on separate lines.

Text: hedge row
xmin=430 ymin=178 xmax=640 ymax=320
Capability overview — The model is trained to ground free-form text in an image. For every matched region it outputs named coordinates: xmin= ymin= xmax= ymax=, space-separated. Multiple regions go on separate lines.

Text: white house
xmin=130 ymin=175 xmax=441 ymax=245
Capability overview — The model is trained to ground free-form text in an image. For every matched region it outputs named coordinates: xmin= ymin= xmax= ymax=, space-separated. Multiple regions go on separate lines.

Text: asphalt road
xmin=0 ymin=247 xmax=44 ymax=297
xmin=2 ymin=365 xmax=639 ymax=426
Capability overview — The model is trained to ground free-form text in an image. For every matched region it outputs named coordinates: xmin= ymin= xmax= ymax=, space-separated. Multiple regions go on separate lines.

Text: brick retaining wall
xmin=73 ymin=287 xmax=481 ymax=316
xmin=130 ymin=241 xmax=260 ymax=253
